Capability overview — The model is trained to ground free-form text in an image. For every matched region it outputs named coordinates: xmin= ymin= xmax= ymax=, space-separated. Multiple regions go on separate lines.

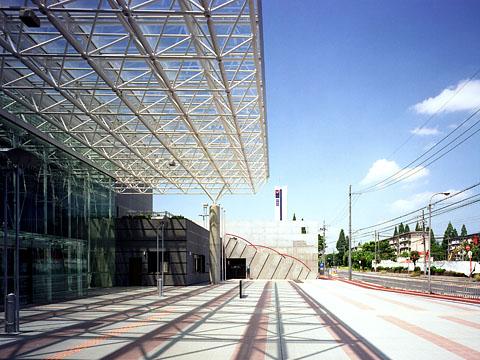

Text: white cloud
xmin=410 ymin=127 xmax=440 ymax=136
xmin=413 ymin=79 xmax=480 ymax=114
xmin=391 ymin=189 xmax=469 ymax=213
xmin=391 ymin=192 xmax=432 ymax=213
xmin=360 ymin=159 xmax=429 ymax=185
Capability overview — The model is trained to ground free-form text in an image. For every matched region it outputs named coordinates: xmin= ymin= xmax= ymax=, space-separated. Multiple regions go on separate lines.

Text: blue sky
xmin=155 ymin=0 xmax=480 ymax=248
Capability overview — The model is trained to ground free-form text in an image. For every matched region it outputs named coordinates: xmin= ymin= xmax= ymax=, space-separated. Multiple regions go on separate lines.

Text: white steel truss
xmin=0 ymin=0 xmax=269 ymax=200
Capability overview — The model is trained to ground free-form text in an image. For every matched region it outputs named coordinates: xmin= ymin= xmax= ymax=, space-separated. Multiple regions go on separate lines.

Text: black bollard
xmin=5 ymin=293 xmax=17 ymax=333
xmin=239 ymin=280 xmax=243 ymax=298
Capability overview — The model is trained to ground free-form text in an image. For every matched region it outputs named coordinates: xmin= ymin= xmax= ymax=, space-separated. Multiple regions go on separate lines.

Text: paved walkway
xmin=0 ymin=279 xmax=479 ymax=359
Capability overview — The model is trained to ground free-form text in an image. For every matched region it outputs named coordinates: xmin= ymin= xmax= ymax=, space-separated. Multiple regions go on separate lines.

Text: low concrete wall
xmin=376 ymin=259 xmax=480 ymax=276
xmin=225 ymin=237 xmax=316 ymax=280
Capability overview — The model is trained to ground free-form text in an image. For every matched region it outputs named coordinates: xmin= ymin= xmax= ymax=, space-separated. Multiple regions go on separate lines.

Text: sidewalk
xmin=0 ymin=279 xmax=478 ymax=359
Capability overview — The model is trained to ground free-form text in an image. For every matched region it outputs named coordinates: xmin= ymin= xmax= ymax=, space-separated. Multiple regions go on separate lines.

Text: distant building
xmin=447 ymin=233 xmax=479 ymax=260
xmin=386 ymin=231 xmax=430 ymax=258
xmin=225 ymin=219 xmax=320 ymax=279
xmin=274 ymin=186 xmax=288 ymax=221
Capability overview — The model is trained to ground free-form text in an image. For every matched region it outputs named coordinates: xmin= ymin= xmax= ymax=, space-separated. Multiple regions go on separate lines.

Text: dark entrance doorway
xmin=129 ymin=257 xmax=142 ymax=285
xmin=226 ymin=258 xmax=246 ymax=279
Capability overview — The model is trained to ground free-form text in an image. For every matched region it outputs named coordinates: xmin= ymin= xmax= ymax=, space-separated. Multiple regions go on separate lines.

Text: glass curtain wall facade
xmin=0 ymin=115 xmax=115 ymax=309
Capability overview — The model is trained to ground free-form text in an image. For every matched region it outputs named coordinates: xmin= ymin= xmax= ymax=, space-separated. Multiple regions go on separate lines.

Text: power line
xmin=354 ymin=181 xmax=480 ymax=234
xmin=353 ymin=182 xmax=480 ymax=238
xmin=327 ymin=193 xmax=360 ymax=227
xmin=344 ymin=74 xmax=480 ymax=247
xmin=354 ymin=194 xmax=480 ymax=240
xmin=358 ymin=107 xmax=480 ymax=193
xmin=387 ymin=66 xmax=480 ymax=159
xmin=361 ymin=112 xmax=480 ymax=192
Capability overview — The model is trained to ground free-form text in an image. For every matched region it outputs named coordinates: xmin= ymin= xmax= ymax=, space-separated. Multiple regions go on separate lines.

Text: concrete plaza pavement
xmin=0 ymin=279 xmax=479 ymax=359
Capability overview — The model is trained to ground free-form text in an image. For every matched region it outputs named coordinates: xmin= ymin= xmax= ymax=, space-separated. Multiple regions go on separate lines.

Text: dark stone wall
xmin=186 ymin=220 xmax=210 ymax=285
xmin=115 ymin=217 xmax=209 ymax=286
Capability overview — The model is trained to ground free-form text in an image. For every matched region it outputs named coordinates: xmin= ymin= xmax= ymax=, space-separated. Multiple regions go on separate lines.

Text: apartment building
xmin=386 ymin=231 xmax=429 ymax=258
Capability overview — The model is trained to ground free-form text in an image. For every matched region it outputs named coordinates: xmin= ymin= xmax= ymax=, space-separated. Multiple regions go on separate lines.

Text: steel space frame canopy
xmin=0 ymin=0 xmax=268 ymax=200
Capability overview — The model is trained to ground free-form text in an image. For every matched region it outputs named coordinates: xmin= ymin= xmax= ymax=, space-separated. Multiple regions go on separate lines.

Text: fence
xmin=334 ymin=270 xmax=480 ymax=300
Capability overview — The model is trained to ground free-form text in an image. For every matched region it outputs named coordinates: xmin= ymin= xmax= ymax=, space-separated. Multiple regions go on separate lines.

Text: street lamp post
xmin=156 ymin=220 xmax=165 ymax=297
xmin=428 ymin=192 xmax=450 ymax=293
xmin=161 ymin=222 xmax=165 ymax=295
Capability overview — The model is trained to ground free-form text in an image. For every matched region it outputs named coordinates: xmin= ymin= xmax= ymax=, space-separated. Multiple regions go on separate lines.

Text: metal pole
xmin=221 ymin=238 xmax=224 ymax=281
xmin=428 ymin=203 xmax=432 ymax=293
xmin=161 ymin=222 xmax=164 ymax=296
xmin=86 ymin=175 xmax=91 ymax=288
xmin=14 ymin=167 xmax=20 ymax=332
xmin=348 ymin=185 xmax=352 ymax=280
xmin=220 ymin=206 xmax=223 ymax=282
xmin=427 ymin=192 xmax=450 ymax=293
xmin=156 ymin=223 xmax=160 ymax=296
xmin=322 ymin=220 xmax=326 ymax=272
xmin=223 ymin=208 xmax=226 ymax=281
xmin=422 ymin=209 xmax=426 ymax=275
xmin=3 ymin=173 xmax=8 ymax=329
xmin=374 ymin=230 xmax=377 ymax=272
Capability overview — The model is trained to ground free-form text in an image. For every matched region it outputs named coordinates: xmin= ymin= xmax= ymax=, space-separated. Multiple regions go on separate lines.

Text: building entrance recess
xmin=226 ymin=258 xmax=246 ymax=279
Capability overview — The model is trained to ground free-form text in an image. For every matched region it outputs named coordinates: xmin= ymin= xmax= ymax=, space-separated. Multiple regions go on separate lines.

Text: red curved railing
xmin=225 ymin=233 xmax=311 ymax=271
xmin=225 ymin=233 xmax=257 ymax=250
xmin=254 ymin=245 xmax=285 ymax=258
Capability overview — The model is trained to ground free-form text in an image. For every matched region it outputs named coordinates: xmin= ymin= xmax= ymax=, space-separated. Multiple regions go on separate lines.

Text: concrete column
xmin=209 ymin=204 xmax=221 ymax=284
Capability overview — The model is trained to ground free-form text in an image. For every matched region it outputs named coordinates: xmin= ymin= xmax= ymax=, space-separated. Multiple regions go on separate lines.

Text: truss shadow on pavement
xmin=291 ymin=282 xmax=390 ymax=360
xmin=0 ymin=285 xmax=218 ymax=359
xmin=103 ymin=282 xmax=248 ymax=359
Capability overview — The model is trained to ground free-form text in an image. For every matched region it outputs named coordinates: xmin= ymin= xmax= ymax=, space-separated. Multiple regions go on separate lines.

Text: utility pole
xmin=422 ymin=210 xmax=426 ymax=276
xmin=319 ymin=221 xmax=327 ymax=273
xmin=322 ymin=220 xmax=327 ymax=268
xmin=348 ymin=185 xmax=352 ymax=280
xmin=427 ymin=192 xmax=450 ymax=293
xmin=374 ymin=230 xmax=377 ymax=272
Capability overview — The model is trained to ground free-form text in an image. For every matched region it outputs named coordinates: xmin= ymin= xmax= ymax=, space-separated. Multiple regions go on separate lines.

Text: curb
xmin=329 ymin=276 xmax=480 ymax=305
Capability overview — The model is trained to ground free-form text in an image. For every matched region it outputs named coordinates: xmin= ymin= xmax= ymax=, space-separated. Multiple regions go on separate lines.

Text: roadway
xmin=335 ymin=270 xmax=480 ymax=299
xmin=0 ymin=279 xmax=479 ymax=359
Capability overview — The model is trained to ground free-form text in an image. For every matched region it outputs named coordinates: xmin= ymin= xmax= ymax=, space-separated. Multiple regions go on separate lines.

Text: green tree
xmin=326 ymin=253 xmax=335 ymax=267
xmin=442 ymin=222 xmax=455 ymax=251
xmin=415 ymin=222 xmax=421 ymax=231
xmin=410 ymin=250 xmax=420 ymax=266
xmin=430 ymin=228 xmax=446 ymax=260
xmin=461 ymin=224 xmax=468 ymax=237
xmin=393 ymin=226 xmax=398 ymax=237
xmin=398 ymin=223 xmax=405 ymax=234
xmin=472 ymin=245 xmax=480 ymax=262
xmin=404 ymin=224 xmax=410 ymax=233
xmin=292 ymin=213 xmax=296 ymax=221
xmin=378 ymin=239 xmax=396 ymax=260
xmin=318 ymin=234 xmax=326 ymax=265
xmin=336 ymin=229 xmax=348 ymax=265
xmin=351 ymin=241 xmax=382 ymax=270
